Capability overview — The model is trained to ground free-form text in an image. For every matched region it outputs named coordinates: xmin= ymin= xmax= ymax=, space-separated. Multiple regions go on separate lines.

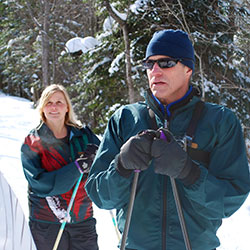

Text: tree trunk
xmin=42 ymin=0 xmax=50 ymax=87
xmin=122 ymin=24 xmax=135 ymax=103
xmin=104 ymin=0 xmax=135 ymax=103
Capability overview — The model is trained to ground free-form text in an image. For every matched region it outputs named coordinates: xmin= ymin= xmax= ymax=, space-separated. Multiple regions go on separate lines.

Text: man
xmin=85 ymin=29 xmax=250 ymax=250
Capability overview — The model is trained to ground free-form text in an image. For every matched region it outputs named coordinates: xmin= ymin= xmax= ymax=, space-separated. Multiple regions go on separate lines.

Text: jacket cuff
xmin=115 ymin=154 xmax=133 ymax=178
xmin=178 ymin=158 xmax=201 ymax=186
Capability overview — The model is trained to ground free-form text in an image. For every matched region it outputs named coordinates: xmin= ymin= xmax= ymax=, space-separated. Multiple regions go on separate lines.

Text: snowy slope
xmin=0 ymin=91 xmax=250 ymax=250
xmin=0 ymin=171 xmax=37 ymax=250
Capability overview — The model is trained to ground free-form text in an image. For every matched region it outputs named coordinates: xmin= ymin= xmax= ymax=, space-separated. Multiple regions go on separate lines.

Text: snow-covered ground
xmin=0 ymin=91 xmax=250 ymax=249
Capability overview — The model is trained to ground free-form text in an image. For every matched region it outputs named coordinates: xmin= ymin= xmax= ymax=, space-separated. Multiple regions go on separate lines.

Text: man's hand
xmin=151 ymin=129 xmax=200 ymax=185
xmin=116 ymin=130 xmax=157 ymax=177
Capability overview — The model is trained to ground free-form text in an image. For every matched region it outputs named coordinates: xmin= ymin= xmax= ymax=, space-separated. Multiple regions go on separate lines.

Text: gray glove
xmin=116 ymin=130 xmax=157 ymax=177
xmin=151 ymin=128 xmax=200 ymax=185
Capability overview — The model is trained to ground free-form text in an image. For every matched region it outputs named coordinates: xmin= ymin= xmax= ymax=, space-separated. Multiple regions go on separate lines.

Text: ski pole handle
xmin=159 ymin=130 xmax=167 ymax=140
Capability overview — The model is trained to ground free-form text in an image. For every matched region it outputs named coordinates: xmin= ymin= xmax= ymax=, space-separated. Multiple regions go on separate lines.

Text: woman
xmin=21 ymin=84 xmax=99 ymax=250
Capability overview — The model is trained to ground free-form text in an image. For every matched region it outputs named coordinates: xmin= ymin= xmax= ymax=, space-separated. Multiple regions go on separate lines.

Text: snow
xmin=130 ymin=0 xmax=149 ymax=14
xmin=65 ymin=1 xmax=143 ymax=56
xmin=7 ymin=39 xmax=15 ymax=49
xmin=109 ymin=52 xmax=124 ymax=75
xmin=65 ymin=36 xmax=100 ymax=54
xmin=110 ymin=4 xmax=127 ymax=21
xmin=204 ymin=79 xmax=220 ymax=94
xmin=103 ymin=16 xmax=115 ymax=31
xmin=65 ymin=2 xmax=129 ymax=52
xmin=0 ymin=172 xmax=37 ymax=250
xmin=0 ymin=91 xmax=250 ymax=250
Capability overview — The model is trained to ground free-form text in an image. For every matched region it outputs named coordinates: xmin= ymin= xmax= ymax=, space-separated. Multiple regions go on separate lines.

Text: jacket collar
xmin=36 ymin=123 xmax=83 ymax=142
xmin=144 ymin=85 xmax=201 ymax=120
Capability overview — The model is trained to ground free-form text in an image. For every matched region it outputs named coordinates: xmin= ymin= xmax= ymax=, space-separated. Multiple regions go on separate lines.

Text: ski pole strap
xmin=160 ymin=130 xmax=167 ymax=140
xmin=74 ymin=160 xmax=83 ymax=173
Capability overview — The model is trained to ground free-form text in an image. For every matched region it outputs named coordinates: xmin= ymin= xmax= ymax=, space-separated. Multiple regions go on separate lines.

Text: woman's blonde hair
xmin=37 ymin=84 xmax=82 ymax=128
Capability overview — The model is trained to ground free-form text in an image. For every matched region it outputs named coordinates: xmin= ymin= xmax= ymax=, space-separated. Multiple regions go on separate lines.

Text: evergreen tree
xmin=0 ymin=0 xmax=100 ymax=100
xmin=68 ymin=0 xmax=249 ymax=135
xmin=1 ymin=0 xmax=249 ymax=139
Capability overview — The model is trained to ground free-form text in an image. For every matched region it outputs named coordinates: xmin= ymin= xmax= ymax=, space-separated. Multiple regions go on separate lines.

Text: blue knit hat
xmin=145 ymin=29 xmax=195 ymax=71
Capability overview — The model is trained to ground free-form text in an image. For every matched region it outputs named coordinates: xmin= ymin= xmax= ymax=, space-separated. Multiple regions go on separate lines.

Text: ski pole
xmin=170 ymin=177 xmax=191 ymax=250
xmin=160 ymin=130 xmax=192 ymax=250
xmin=120 ymin=170 xmax=140 ymax=250
xmin=109 ymin=210 xmax=121 ymax=241
xmin=52 ymin=172 xmax=84 ymax=250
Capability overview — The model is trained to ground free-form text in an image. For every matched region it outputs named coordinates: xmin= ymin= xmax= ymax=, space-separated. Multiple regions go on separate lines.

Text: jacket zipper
xmin=162 ymin=176 xmax=167 ymax=250
xmin=162 ymin=107 xmax=169 ymax=250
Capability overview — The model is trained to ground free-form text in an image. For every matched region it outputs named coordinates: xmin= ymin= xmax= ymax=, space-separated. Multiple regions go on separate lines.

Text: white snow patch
xmin=65 ymin=36 xmax=100 ymax=54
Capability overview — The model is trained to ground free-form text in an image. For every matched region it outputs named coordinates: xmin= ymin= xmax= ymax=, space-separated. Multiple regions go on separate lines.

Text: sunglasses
xmin=142 ymin=58 xmax=181 ymax=70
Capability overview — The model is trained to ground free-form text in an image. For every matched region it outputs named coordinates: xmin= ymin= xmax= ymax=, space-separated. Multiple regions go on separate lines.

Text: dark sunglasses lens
xmin=142 ymin=59 xmax=178 ymax=69
xmin=159 ymin=59 xmax=178 ymax=68
xmin=142 ymin=60 xmax=154 ymax=69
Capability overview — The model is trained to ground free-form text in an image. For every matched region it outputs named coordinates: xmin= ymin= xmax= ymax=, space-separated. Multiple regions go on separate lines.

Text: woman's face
xmin=42 ymin=91 xmax=68 ymax=124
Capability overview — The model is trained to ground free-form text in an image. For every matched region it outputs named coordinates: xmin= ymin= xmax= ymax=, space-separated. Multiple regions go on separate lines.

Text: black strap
xmin=186 ymin=101 xmax=205 ymax=144
xmin=185 ymin=101 xmax=210 ymax=166
xmin=187 ymin=147 xmax=210 ymax=166
xmin=148 ymin=108 xmax=158 ymax=130
xmin=148 ymin=101 xmax=210 ymax=166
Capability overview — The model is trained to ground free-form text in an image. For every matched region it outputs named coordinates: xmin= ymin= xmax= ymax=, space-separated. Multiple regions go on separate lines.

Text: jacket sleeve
xmin=21 ymin=141 xmax=81 ymax=198
xmin=182 ymin=107 xmax=250 ymax=219
xmin=83 ymin=125 xmax=101 ymax=146
xmin=85 ymin=110 xmax=135 ymax=210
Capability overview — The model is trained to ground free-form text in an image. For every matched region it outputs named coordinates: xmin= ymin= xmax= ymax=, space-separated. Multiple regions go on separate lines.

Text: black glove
xmin=116 ymin=130 xmax=157 ymax=178
xmin=151 ymin=129 xmax=200 ymax=185
xmin=75 ymin=144 xmax=98 ymax=174
xmin=84 ymin=144 xmax=99 ymax=159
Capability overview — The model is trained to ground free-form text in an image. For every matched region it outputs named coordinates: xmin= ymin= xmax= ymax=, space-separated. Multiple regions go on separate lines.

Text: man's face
xmin=146 ymin=55 xmax=192 ymax=104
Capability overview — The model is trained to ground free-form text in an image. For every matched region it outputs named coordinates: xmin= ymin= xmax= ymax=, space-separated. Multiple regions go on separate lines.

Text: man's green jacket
xmin=86 ymin=87 xmax=250 ymax=250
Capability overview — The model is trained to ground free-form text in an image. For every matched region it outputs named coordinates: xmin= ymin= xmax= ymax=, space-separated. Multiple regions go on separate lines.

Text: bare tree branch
xmin=24 ymin=0 xmax=42 ymax=29
xmin=162 ymin=0 xmax=206 ymax=100
xmin=103 ymin=0 xmax=135 ymax=103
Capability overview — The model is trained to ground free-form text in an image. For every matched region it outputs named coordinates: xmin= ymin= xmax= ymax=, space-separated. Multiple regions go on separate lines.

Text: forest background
xmin=0 ymin=0 xmax=249 ymax=160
